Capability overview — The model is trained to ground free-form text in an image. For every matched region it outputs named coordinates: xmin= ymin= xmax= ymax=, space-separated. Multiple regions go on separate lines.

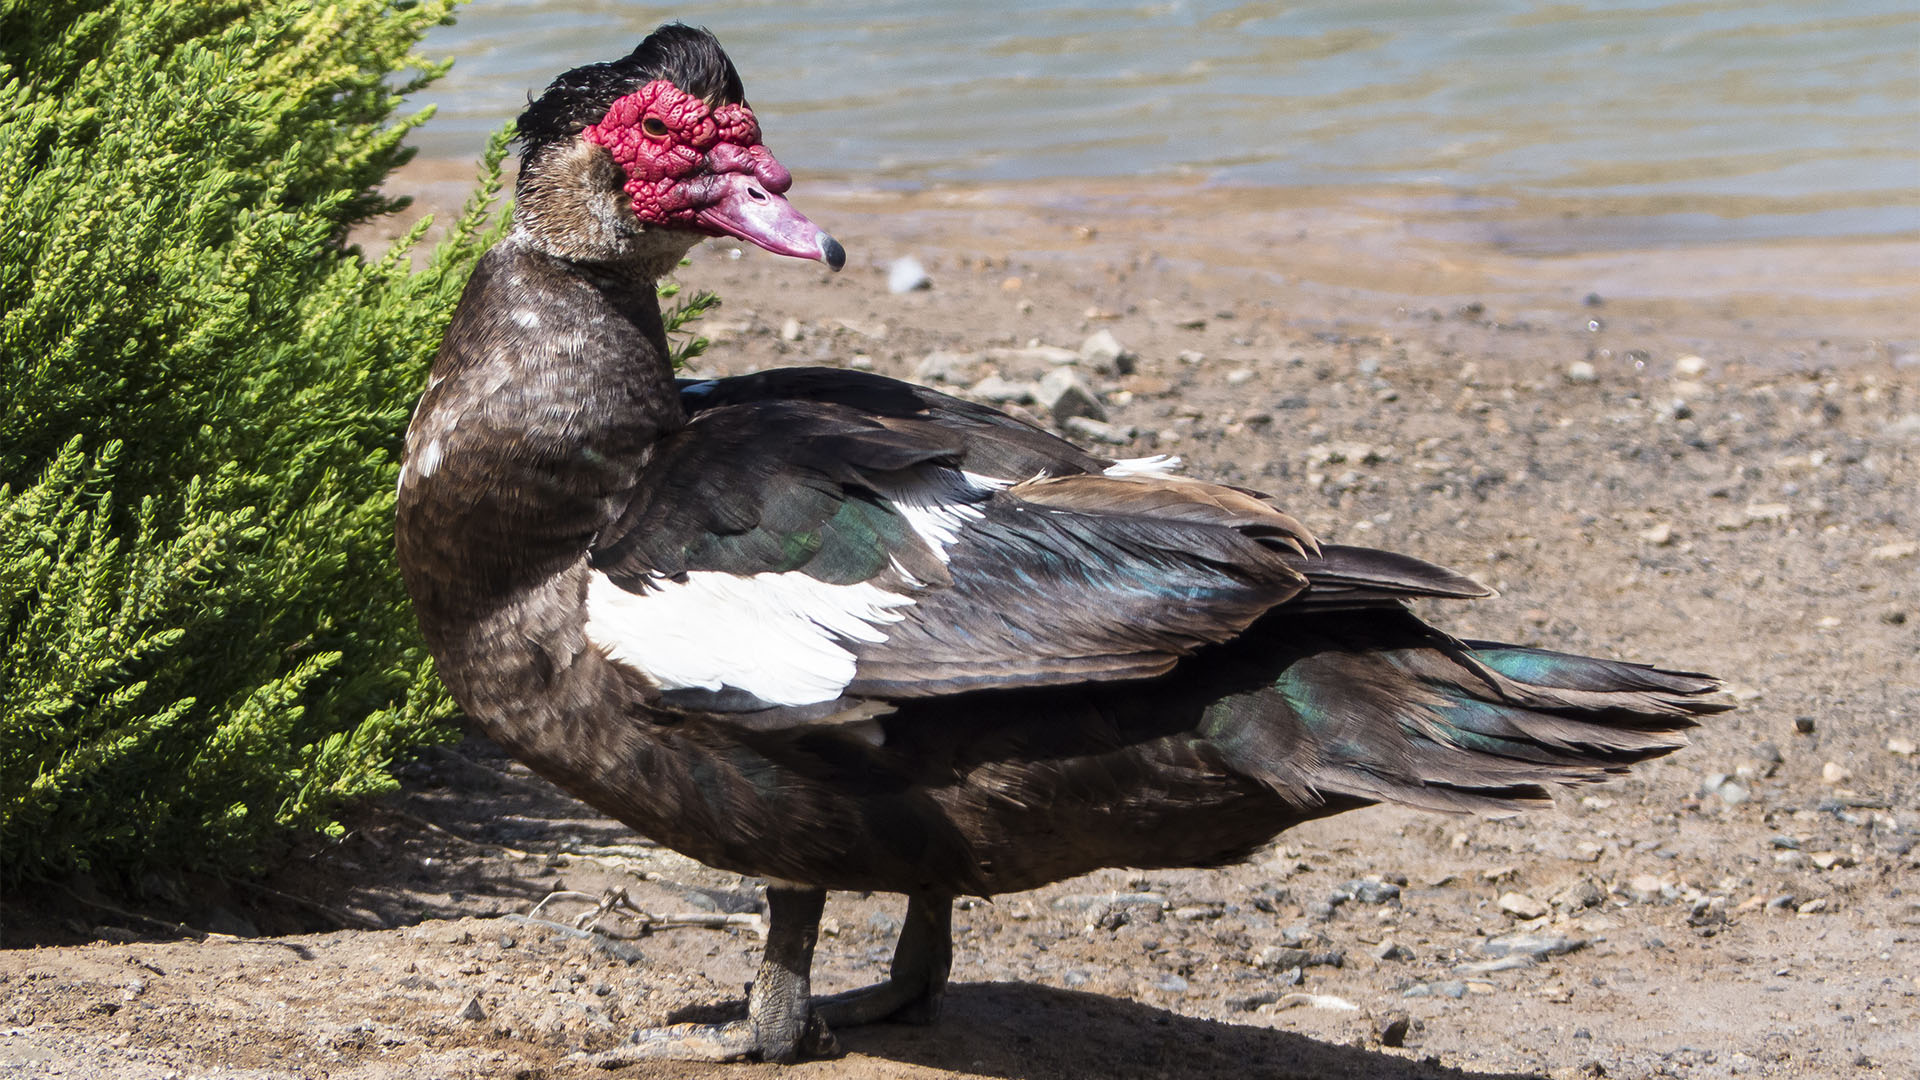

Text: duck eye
xmin=642 ymin=116 xmax=669 ymax=138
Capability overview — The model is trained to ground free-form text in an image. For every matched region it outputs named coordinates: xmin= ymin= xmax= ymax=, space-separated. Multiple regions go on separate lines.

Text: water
xmin=408 ymin=1 xmax=1919 ymax=254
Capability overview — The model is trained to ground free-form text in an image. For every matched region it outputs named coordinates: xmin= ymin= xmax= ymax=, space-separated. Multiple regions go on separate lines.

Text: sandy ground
xmin=4 ymin=175 xmax=1917 ymax=1080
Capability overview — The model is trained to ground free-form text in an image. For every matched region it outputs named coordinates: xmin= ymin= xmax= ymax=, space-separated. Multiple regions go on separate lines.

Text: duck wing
xmin=585 ymin=396 xmax=1322 ymax=717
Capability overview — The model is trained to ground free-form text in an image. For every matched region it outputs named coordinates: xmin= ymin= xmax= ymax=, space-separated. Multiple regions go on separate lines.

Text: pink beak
xmin=694 ymin=172 xmax=845 ymax=270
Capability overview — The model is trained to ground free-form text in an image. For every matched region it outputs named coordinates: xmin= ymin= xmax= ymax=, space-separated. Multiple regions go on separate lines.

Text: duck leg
xmin=815 ymin=891 xmax=954 ymax=1026
xmin=597 ymin=883 xmax=837 ymax=1064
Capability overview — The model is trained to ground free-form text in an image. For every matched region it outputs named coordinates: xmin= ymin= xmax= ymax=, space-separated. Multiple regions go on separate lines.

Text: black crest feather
xmin=516 ymin=23 xmax=746 ymax=158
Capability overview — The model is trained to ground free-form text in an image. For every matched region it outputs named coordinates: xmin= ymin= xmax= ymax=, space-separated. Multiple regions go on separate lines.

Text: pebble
xmin=1744 ymin=502 xmax=1791 ymax=523
xmin=1225 ymin=367 xmax=1254 ymax=386
xmin=1887 ymin=737 xmax=1916 ymax=757
xmin=1274 ymin=992 xmax=1358 ymax=1012
xmin=915 ymin=349 xmax=978 ymax=384
xmin=1253 ymin=945 xmax=1344 ymax=970
xmin=968 ymin=374 xmax=1037 ymax=404
xmin=779 ymin=317 xmax=803 ymax=342
xmin=1638 ymin=522 xmax=1674 ymax=546
xmin=1796 ymin=898 xmax=1829 ymax=915
xmin=1037 ymin=367 xmax=1108 ymax=424
xmin=1335 ymin=878 xmax=1402 ymax=905
xmin=1079 ymin=329 xmax=1136 ymax=375
xmin=887 ymin=256 xmax=931 ymax=293
xmin=1552 ymin=880 xmax=1605 ymax=910
xmin=985 ymin=344 xmax=1081 ymax=367
xmin=1151 ymin=974 xmax=1189 ymax=994
xmin=1674 ymin=354 xmax=1707 ymax=377
xmin=1497 ymin=892 xmax=1549 ymax=920
xmin=1454 ymin=955 xmax=1536 ymax=975
xmin=1565 ymin=361 xmax=1598 ymax=384
xmin=455 ymin=995 xmax=487 ymax=1021
xmin=1687 ymin=896 xmax=1728 ymax=927
xmin=1404 ymin=980 xmax=1469 ymax=999
xmin=1374 ymin=1011 xmax=1412 ymax=1047
xmin=1370 ymin=940 xmax=1414 ymax=962
xmin=1063 ymin=416 xmax=1131 ymax=445
xmin=1622 ymin=874 xmax=1673 ymax=904
xmin=1794 ymin=716 xmax=1817 ymax=734
xmin=1820 ymin=761 xmax=1852 ymax=785
xmin=1480 ymin=931 xmax=1587 ymax=959
xmin=1869 ymin=541 xmax=1917 ymax=561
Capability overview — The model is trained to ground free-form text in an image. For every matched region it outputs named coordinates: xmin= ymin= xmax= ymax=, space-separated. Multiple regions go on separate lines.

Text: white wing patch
xmin=585 ymin=570 xmax=915 ymax=707
xmin=1104 ymin=454 xmax=1183 ymax=478
xmin=872 ymin=469 xmax=1008 ymax=563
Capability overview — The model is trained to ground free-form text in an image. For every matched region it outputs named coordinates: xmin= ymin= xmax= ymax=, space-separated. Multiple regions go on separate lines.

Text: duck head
xmin=513 ymin=24 xmax=845 ymax=276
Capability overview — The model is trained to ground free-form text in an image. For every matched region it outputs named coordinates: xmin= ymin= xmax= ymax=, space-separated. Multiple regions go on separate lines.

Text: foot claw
xmin=591 ymin=1012 xmax=840 ymax=1066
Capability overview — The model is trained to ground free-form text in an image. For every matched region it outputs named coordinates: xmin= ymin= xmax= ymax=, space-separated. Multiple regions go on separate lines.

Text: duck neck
xmin=396 ymin=228 xmax=685 ymax=642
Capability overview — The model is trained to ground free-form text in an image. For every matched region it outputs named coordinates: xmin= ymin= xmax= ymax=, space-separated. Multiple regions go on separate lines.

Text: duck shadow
xmin=677 ymin=982 xmax=1542 ymax=1080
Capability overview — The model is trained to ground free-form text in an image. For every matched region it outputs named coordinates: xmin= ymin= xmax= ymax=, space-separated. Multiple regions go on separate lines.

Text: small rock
xmin=1370 ymin=939 xmax=1414 ymax=962
xmin=1374 ymin=1011 xmax=1412 ymax=1047
xmin=887 ymin=256 xmax=931 ymax=293
xmin=456 ymin=995 xmax=487 ymax=1022
xmin=1765 ymin=895 xmax=1797 ymax=913
xmin=1079 ymin=329 xmax=1137 ymax=375
xmin=1225 ymin=367 xmax=1254 ymax=386
xmin=779 ymin=317 xmax=803 ymax=342
xmin=1869 ymin=541 xmax=1917 ymax=561
xmin=1716 ymin=780 xmax=1751 ymax=806
xmin=1552 ymin=880 xmax=1605 ymax=910
xmin=985 ymin=344 xmax=1081 ymax=367
xmin=1687 ymin=896 xmax=1728 ymax=927
xmin=916 ymin=350 xmax=978 ymax=384
xmin=1403 ymin=980 xmax=1469 ymax=999
xmin=1744 ymin=502 xmax=1791 ymax=523
xmin=1037 ymin=367 xmax=1108 ymax=424
xmin=1622 ymin=874 xmax=1672 ymax=904
xmin=1454 ymin=955 xmax=1537 ymax=976
xmin=1497 ymin=892 xmax=1549 ymax=920
xmin=1336 ymin=878 xmax=1402 ymax=905
xmin=1809 ymin=851 xmax=1855 ymax=871
xmin=1887 ymin=737 xmax=1916 ymax=757
xmin=1151 ymin=973 xmax=1190 ymax=994
xmin=1063 ymin=416 xmax=1131 ymax=445
xmin=1638 ymin=522 xmax=1674 ymax=546
xmin=1568 ymin=842 xmax=1604 ymax=863
xmin=1253 ymin=946 xmax=1343 ymax=970
xmin=1820 ymin=761 xmax=1852 ymax=785
xmin=1565 ymin=361 xmax=1598 ymax=384
xmin=1794 ymin=716 xmax=1817 ymax=735
xmin=1481 ymin=931 xmax=1586 ymax=959
xmin=1274 ymin=992 xmax=1358 ymax=1012
xmin=1226 ymin=990 xmax=1281 ymax=1012
xmin=1796 ymin=898 xmax=1829 ymax=915
xmin=969 ymin=374 xmax=1037 ymax=404
xmin=1675 ymin=354 xmax=1707 ymax=377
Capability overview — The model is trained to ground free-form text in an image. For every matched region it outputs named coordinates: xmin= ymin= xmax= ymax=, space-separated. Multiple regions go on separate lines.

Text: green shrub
xmin=0 ymin=0 xmax=507 ymax=884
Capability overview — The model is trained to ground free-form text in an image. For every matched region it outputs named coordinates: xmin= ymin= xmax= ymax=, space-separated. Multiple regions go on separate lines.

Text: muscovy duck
xmin=395 ymin=24 xmax=1724 ymax=1064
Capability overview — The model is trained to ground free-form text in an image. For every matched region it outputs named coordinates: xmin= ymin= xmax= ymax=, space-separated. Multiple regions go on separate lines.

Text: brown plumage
xmin=393 ymin=24 xmax=1726 ymax=1064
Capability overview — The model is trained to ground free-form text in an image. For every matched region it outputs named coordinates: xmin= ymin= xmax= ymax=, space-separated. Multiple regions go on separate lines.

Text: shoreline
xmin=366 ymin=155 xmax=1920 ymax=369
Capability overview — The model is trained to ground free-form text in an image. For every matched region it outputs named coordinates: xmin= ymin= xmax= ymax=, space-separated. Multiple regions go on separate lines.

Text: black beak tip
xmin=820 ymin=234 xmax=846 ymax=272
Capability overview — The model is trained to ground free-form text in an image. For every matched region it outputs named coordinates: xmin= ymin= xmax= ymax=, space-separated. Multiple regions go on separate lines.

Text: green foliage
xmin=660 ymin=279 xmax=722 ymax=370
xmin=0 ymin=0 xmax=521 ymax=883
